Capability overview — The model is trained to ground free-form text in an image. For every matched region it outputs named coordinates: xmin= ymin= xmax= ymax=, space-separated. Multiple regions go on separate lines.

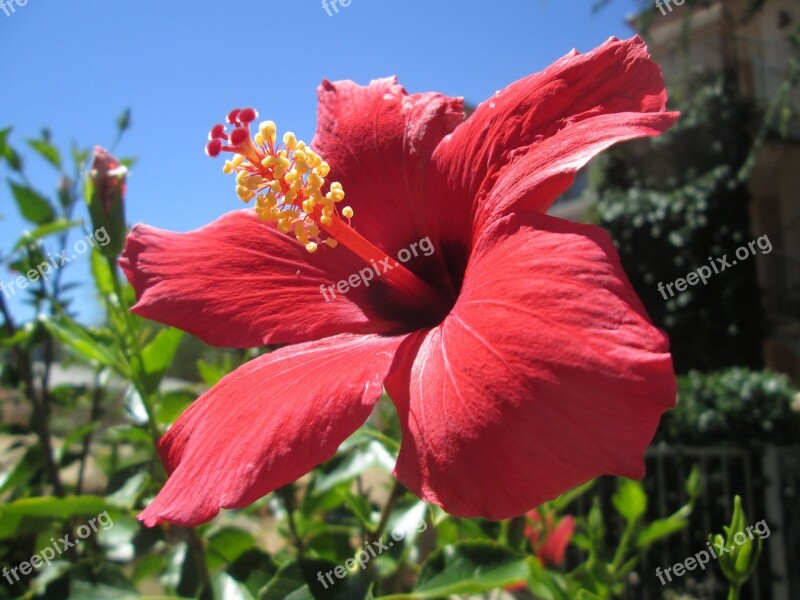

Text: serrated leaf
xmin=9 ymin=181 xmax=55 ymax=224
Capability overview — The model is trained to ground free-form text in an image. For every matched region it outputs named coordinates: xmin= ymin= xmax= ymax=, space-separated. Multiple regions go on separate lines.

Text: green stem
xmin=610 ymin=521 xmax=636 ymax=573
xmin=0 ymin=293 xmax=65 ymax=497
xmin=728 ymin=583 xmax=741 ymax=600
xmin=368 ymin=481 xmax=405 ymax=545
xmin=105 ymin=254 xmax=160 ymax=444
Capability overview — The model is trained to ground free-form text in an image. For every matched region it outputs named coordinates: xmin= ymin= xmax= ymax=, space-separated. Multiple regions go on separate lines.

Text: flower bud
xmin=86 ymin=146 xmax=127 ymax=258
xmin=711 ymin=496 xmax=762 ymax=589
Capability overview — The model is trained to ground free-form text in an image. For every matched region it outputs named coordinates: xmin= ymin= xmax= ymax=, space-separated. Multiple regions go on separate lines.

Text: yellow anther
xmin=246 ymin=176 xmax=263 ymax=190
xmin=237 ymin=185 xmax=254 ymax=202
xmin=259 ymin=121 xmax=277 ymax=145
xmin=283 ymin=132 xmax=297 ymax=150
xmin=220 ymin=117 xmax=350 ymax=253
xmin=306 ymin=173 xmax=323 ymax=189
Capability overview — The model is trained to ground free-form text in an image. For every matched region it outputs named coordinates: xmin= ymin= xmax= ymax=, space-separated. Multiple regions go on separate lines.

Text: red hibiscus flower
xmin=121 ymin=36 xmax=678 ymax=527
xmin=526 ymin=511 xmax=576 ymax=568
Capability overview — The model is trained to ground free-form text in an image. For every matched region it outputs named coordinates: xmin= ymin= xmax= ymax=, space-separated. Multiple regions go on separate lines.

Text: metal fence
xmin=569 ymin=445 xmax=800 ymax=599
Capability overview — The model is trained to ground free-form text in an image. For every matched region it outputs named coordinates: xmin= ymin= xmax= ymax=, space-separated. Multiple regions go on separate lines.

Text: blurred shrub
xmin=656 ymin=368 xmax=800 ymax=446
xmin=591 ymin=74 xmax=764 ymax=373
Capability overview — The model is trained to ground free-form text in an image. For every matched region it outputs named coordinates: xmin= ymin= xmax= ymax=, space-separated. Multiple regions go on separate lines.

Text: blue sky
xmin=0 ymin=0 xmax=642 ymax=320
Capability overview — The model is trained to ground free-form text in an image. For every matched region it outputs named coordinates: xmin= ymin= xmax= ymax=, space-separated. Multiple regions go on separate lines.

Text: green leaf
xmin=213 ymin=572 xmax=256 ymax=600
xmin=612 ymin=479 xmax=647 ymax=524
xmin=0 ymin=444 xmax=44 ymax=495
xmin=0 ymin=496 xmax=116 ymax=539
xmin=9 ymin=181 xmax=55 ymax=224
xmin=117 ymin=108 xmax=132 ymax=134
xmin=68 ymin=563 xmax=138 ymax=600
xmin=141 ymin=328 xmax=183 ymax=394
xmin=637 ymin=517 xmax=688 ymax=548
xmin=0 ymin=127 xmax=10 ymax=161
xmin=259 ymin=562 xmax=315 ymax=600
xmin=686 ymin=465 xmax=702 ymax=499
xmin=106 ymin=463 xmax=150 ymax=509
xmin=259 ymin=560 xmax=372 ymax=600
xmin=337 ymin=490 xmax=374 ymax=529
xmin=41 ymin=315 xmax=124 ymax=372
xmin=14 ymin=218 xmax=82 ymax=250
xmin=313 ymin=440 xmax=395 ymax=494
xmin=207 ymin=527 xmax=258 ymax=567
xmin=156 ymin=389 xmax=195 ymax=427
xmin=197 ymin=358 xmax=233 ymax=387
xmin=227 ymin=549 xmax=278 ymax=597
xmin=410 ymin=541 xmax=529 ymax=598
xmin=28 ymin=138 xmax=62 ymax=170
xmin=90 ymin=249 xmax=116 ymax=298
xmin=0 ymin=128 xmax=23 ymax=171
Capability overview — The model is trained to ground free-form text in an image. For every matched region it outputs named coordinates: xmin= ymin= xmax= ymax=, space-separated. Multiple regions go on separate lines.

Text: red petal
xmin=538 ymin=516 xmax=575 ymax=567
xmin=385 ymin=212 xmax=676 ymax=520
xmin=312 ymin=77 xmax=463 ymax=260
xmin=475 ymin=110 xmax=677 ymax=232
xmin=139 ymin=333 xmax=404 ymax=527
xmin=429 ymin=36 xmax=676 ymax=239
xmin=120 ymin=210 xmax=406 ymax=348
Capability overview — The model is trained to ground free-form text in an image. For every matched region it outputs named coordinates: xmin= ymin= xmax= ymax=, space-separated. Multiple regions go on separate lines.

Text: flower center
xmin=205 ymin=108 xmax=448 ymax=310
